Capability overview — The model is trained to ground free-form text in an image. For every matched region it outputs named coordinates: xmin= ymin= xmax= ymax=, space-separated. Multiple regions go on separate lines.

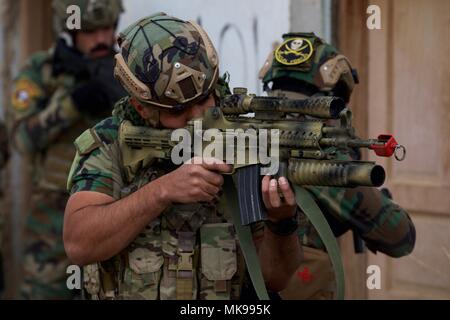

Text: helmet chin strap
xmin=59 ymin=32 xmax=74 ymax=48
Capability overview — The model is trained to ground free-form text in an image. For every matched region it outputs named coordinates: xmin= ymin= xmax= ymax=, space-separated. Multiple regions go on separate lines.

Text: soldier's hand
xmin=262 ymin=176 xmax=297 ymax=221
xmin=159 ymin=157 xmax=232 ymax=204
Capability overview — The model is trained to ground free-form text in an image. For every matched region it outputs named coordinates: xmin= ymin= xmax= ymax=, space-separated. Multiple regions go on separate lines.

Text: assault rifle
xmin=119 ymin=88 xmax=405 ymax=225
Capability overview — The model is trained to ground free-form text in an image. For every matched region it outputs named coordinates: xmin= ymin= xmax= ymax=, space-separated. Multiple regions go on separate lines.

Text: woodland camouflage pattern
xmin=67 ymin=15 xmax=415 ymax=300
xmin=259 ymin=34 xmax=415 ymax=299
xmin=251 ymin=156 xmax=416 ymax=299
xmin=68 ymin=98 xmax=415 ymax=300
xmin=261 ymin=32 xmax=357 ymax=102
xmin=20 ymin=191 xmax=71 ymax=299
xmin=304 ymin=185 xmax=415 ymax=257
xmin=52 ymin=0 xmax=123 ymax=33
xmin=116 ymin=12 xmax=219 ymax=110
xmin=69 ymin=98 xmax=245 ymax=300
xmin=11 ymin=39 xmax=125 ymax=298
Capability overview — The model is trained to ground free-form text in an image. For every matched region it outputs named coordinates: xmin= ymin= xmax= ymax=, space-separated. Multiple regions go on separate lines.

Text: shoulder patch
xmin=11 ymin=78 xmax=43 ymax=111
xmin=74 ymin=128 xmax=103 ymax=155
xmin=275 ymin=37 xmax=314 ymax=66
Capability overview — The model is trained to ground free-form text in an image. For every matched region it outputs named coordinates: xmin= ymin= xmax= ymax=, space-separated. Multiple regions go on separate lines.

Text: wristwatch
xmin=264 ymin=210 xmax=299 ymax=236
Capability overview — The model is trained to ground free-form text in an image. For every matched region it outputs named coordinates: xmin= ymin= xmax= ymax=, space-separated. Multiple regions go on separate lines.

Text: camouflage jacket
xmin=255 ymin=180 xmax=416 ymax=299
xmin=11 ymin=43 xmax=123 ymax=191
xmin=68 ymin=97 xmax=415 ymax=300
xmin=68 ymin=97 xmax=248 ymax=300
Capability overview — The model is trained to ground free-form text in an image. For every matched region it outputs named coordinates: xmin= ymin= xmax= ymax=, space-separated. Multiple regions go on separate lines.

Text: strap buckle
xmin=177 ymin=250 xmax=194 ymax=272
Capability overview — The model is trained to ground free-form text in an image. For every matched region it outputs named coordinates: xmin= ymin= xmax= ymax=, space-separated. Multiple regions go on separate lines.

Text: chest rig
xmin=83 ymin=122 xmax=245 ymax=300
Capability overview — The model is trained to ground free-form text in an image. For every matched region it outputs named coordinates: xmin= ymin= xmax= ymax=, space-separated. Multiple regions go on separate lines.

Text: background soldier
xmin=10 ymin=0 xmax=126 ymax=299
xmin=259 ymin=32 xmax=416 ymax=299
xmin=64 ymin=12 xmax=302 ymax=300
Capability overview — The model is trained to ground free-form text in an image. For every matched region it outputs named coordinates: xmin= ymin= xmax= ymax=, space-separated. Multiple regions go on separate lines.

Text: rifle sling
xmin=222 ymin=176 xmax=270 ymax=300
xmin=293 ymin=185 xmax=345 ymax=300
xmin=222 ymin=177 xmax=345 ymax=300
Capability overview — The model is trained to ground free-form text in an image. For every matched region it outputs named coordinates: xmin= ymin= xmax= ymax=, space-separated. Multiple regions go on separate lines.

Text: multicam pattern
xmin=69 ymin=98 xmax=246 ymax=300
xmin=117 ymin=12 xmax=218 ymax=108
xmin=70 ymin=95 xmax=416 ymax=300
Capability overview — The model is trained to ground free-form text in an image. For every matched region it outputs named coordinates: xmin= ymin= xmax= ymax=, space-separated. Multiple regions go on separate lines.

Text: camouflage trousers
xmin=20 ymin=190 xmax=76 ymax=300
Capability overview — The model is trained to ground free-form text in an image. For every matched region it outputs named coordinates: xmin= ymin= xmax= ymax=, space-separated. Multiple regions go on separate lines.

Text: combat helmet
xmin=114 ymin=12 xmax=219 ymax=112
xmin=52 ymin=0 xmax=124 ymax=34
xmin=259 ymin=32 xmax=359 ymax=102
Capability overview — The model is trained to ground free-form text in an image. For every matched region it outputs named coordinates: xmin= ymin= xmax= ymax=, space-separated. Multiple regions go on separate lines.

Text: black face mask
xmin=52 ymin=37 xmax=116 ymax=81
xmin=52 ymin=37 xmax=87 ymax=78
xmin=53 ymin=37 xmax=127 ymax=118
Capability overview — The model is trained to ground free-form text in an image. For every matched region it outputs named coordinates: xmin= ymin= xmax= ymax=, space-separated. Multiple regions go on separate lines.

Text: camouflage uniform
xmin=259 ymin=32 xmax=416 ymax=299
xmin=11 ymin=0 xmax=125 ymax=299
xmin=67 ymin=13 xmax=255 ymax=300
xmin=68 ymin=99 xmax=248 ymax=300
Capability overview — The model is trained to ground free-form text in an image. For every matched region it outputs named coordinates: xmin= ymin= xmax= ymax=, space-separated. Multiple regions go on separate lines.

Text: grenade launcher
xmin=119 ymin=88 xmax=405 ymax=225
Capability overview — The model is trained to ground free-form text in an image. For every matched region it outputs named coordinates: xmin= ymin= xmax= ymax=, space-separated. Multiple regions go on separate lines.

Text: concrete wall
xmin=290 ymin=0 xmax=332 ymax=42
xmin=119 ymin=0 xmax=332 ymax=95
xmin=119 ymin=0 xmax=291 ymax=95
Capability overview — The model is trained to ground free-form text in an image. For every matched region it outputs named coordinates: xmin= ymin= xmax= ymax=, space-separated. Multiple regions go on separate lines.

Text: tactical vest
xmin=83 ymin=122 xmax=247 ymax=300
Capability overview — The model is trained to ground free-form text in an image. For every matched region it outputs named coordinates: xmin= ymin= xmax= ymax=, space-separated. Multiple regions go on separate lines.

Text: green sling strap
xmin=223 ymin=176 xmax=345 ymax=300
xmin=293 ymin=185 xmax=345 ymax=300
xmin=223 ymin=176 xmax=270 ymax=300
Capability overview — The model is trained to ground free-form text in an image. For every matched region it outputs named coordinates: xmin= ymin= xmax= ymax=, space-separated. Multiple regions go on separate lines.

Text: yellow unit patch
xmin=275 ymin=37 xmax=314 ymax=66
xmin=12 ymin=79 xmax=42 ymax=111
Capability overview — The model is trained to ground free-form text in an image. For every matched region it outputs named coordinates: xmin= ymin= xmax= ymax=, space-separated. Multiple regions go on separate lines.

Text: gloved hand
xmin=71 ymin=79 xmax=112 ymax=118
